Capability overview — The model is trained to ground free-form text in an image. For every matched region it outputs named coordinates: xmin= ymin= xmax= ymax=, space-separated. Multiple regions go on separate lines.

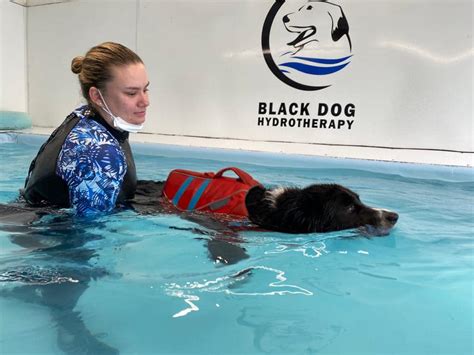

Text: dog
xmin=132 ymin=179 xmax=398 ymax=236
xmin=282 ymin=0 xmax=352 ymax=55
xmin=245 ymin=184 xmax=398 ymax=235
xmin=130 ymin=179 xmax=396 ymax=265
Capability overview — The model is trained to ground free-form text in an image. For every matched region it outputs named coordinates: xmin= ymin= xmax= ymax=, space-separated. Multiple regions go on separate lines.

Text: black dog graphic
xmin=283 ymin=0 xmax=352 ymax=54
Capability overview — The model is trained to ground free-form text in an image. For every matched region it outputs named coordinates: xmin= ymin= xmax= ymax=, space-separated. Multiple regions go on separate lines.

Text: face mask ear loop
xmin=97 ymin=90 xmax=115 ymax=119
xmin=96 ymin=89 xmax=144 ymax=133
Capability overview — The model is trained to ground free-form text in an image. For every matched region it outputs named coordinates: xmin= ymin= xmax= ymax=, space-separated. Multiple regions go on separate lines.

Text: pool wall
xmin=2 ymin=0 xmax=473 ymax=167
xmin=0 ymin=1 xmax=27 ymax=113
xmin=9 ymin=132 xmax=473 ymax=184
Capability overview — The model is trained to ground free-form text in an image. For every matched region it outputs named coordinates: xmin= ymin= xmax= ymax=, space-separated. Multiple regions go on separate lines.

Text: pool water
xmin=0 ymin=134 xmax=472 ymax=355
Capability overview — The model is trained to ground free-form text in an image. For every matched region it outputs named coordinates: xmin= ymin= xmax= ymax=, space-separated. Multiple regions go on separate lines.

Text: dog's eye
xmin=307 ymin=5 xmax=313 ymax=10
xmin=347 ymin=205 xmax=355 ymax=213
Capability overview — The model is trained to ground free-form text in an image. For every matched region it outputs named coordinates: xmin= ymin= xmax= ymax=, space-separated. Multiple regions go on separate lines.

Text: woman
xmin=22 ymin=42 xmax=150 ymax=216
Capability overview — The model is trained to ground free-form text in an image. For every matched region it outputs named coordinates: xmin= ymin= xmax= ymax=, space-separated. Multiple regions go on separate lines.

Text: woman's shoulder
xmin=60 ymin=120 xmax=126 ymax=171
xmin=70 ymin=104 xmax=91 ymax=119
xmin=66 ymin=117 xmax=123 ymax=155
xmin=69 ymin=108 xmax=110 ymax=138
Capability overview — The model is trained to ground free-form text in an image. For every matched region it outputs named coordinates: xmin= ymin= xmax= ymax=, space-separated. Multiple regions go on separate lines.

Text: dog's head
xmin=282 ymin=0 xmax=351 ymax=50
xmin=246 ymin=184 xmax=398 ymax=235
xmin=301 ymin=184 xmax=398 ymax=235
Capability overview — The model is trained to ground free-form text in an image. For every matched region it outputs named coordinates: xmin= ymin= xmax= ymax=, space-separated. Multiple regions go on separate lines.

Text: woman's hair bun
xmin=71 ymin=56 xmax=85 ymax=74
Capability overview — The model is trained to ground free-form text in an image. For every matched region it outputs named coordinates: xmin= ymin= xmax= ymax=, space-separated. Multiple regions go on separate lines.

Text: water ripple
xmin=0 ymin=266 xmax=79 ymax=285
xmin=165 ymin=266 xmax=313 ymax=318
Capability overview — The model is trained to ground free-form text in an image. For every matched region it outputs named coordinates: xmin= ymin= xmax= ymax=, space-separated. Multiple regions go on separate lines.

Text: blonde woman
xmin=23 ymin=42 xmax=150 ymax=216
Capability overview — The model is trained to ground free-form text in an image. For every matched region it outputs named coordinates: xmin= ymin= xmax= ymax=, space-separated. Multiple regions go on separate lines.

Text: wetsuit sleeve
xmin=56 ymin=123 xmax=127 ymax=216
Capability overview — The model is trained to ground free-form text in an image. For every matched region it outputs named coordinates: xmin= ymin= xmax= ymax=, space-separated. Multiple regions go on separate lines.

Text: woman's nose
xmin=139 ymin=92 xmax=149 ymax=107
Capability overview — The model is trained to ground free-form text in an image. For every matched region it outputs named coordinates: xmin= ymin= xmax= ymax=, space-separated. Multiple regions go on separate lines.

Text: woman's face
xmin=101 ymin=63 xmax=150 ymax=125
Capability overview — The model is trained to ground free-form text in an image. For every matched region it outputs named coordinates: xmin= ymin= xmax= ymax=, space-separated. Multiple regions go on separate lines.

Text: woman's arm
xmin=56 ymin=121 xmax=127 ymax=216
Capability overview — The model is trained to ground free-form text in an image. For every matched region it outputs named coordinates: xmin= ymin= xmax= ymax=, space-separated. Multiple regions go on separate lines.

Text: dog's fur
xmin=283 ymin=0 xmax=352 ymax=54
xmin=245 ymin=184 xmax=398 ymax=235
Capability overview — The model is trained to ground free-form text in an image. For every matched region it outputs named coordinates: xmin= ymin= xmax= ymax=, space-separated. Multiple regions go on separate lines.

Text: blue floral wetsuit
xmin=56 ymin=106 xmax=127 ymax=216
xmin=23 ymin=105 xmax=137 ymax=216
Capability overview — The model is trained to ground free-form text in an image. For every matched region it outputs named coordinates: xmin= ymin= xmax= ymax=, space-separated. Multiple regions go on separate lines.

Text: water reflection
xmin=0 ymin=205 xmax=118 ymax=354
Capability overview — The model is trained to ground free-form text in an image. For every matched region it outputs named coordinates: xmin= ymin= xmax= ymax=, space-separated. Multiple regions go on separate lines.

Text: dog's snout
xmin=283 ymin=15 xmax=290 ymax=23
xmin=384 ymin=211 xmax=399 ymax=224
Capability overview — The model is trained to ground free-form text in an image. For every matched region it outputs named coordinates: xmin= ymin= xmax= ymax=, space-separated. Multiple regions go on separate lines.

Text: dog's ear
xmin=328 ymin=4 xmax=352 ymax=50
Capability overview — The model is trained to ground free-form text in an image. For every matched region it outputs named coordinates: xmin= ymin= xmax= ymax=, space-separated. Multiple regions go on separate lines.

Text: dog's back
xmin=246 ymin=185 xmax=320 ymax=233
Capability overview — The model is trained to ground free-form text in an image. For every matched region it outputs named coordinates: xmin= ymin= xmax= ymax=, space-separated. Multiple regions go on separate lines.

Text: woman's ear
xmin=89 ymin=87 xmax=102 ymax=107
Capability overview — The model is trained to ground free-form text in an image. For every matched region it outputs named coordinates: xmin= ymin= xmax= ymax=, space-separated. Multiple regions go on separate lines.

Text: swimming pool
xmin=0 ymin=133 xmax=472 ymax=354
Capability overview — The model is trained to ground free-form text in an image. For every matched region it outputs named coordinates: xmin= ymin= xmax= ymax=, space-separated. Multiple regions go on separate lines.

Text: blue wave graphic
xmin=279 ymin=56 xmax=351 ymax=76
xmin=292 ymin=55 xmax=352 ymax=65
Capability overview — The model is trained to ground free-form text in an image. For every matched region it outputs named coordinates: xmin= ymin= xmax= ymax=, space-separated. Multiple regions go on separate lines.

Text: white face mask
xmin=97 ymin=90 xmax=144 ymax=133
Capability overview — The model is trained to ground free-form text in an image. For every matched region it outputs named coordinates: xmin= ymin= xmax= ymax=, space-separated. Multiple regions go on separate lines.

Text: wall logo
xmin=262 ymin=0 xmax=352 ymax=91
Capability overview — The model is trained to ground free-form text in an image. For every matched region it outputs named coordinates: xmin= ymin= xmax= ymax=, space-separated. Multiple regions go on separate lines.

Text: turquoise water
xmin=0 ymin=134 xmax=472 ymax=355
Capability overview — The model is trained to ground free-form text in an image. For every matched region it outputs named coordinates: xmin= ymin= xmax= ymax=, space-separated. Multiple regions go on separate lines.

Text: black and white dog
xmin=131 ymin=180 xmax=398 ymax=236
xmin=245 ymin=184 xmax=398 ymax=235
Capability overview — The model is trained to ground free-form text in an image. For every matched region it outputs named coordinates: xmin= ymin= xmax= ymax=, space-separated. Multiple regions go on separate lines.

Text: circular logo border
xmin=262 ymin=0 xmax=331 ymax=91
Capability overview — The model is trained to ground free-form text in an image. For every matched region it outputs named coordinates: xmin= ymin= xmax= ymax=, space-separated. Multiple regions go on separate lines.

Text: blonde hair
xmin=71 ymin=42 xmax=143 ymax=103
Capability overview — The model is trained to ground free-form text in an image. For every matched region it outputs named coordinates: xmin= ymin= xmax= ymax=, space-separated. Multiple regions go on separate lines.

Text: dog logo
xmin=262 ymin=0 xmax=352 ymax=91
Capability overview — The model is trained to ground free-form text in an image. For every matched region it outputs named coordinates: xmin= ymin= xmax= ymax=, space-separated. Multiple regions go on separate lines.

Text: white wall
xmin=0 ymin=0 xmax=27 ymax=112
xmin=27 ymin=0 xmax=138 ymax=127
xmin=26 ymin=0 xmax=473 ymax=166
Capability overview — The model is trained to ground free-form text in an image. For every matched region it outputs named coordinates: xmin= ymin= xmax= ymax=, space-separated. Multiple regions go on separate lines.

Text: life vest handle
xmin=214 ymin=167 xmax=257 ymax=185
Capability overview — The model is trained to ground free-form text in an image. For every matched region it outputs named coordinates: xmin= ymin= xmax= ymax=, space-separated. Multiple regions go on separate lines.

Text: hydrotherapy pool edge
xmin=2 ymin=132 xmax=472 ymax=182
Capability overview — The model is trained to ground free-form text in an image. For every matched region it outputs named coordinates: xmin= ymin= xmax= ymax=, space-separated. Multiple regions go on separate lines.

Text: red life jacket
xmin=163 ymin=167 xmax=261 ymax=217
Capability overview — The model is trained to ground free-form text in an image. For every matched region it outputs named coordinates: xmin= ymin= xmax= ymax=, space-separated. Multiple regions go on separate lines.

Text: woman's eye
xmin=126 ymin=92 xmax=137 ymax=96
